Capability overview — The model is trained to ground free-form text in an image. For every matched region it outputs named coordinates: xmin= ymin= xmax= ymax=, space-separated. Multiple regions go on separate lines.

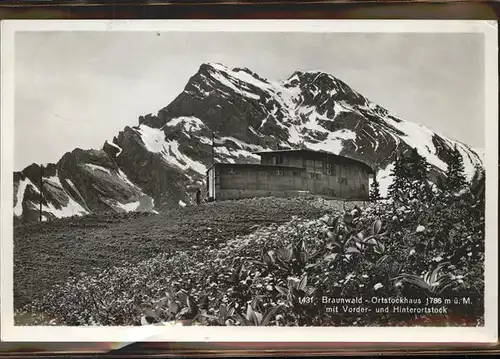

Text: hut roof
xmin=252 ymin=149 xmax=375 ymax=174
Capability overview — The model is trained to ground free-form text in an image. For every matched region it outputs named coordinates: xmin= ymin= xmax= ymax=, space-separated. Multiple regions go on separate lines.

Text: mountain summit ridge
xmin=13 ymin=62 xmax=483 ymax=221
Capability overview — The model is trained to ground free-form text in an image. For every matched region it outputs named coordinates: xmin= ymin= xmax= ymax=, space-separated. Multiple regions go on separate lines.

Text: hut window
xmin=324 ymin=163 xmax=336 ymax=175
xmin=292 ymin=171 xmax=302 ymax=177
xmin=229 ymin=168 xmax=237 ymax=174
xmin=328 ymin=189 xmax=336 ymax=196
xmin=340 ymin=177 xmax=347 ymax=185
xmin=309 ymin=173 xmax=321 ymax=180
xmin=276 ymin=170 xmax=284 ymax=176
xmin=277 ymin=156 xmax=284 ymax=164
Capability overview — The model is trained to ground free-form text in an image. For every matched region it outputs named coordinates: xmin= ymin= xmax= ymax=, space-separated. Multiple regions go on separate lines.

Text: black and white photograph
xmin=1 ymin=20 xmax=497 ymax=342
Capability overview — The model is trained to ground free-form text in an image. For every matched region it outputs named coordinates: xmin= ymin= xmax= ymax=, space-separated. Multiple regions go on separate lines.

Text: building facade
xmin=206 ymin=149 xmax=374 ymax=201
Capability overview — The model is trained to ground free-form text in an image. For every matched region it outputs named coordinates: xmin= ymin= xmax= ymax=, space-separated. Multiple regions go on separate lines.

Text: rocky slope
xmin=13 ymin=62 xmax=484 ymax=221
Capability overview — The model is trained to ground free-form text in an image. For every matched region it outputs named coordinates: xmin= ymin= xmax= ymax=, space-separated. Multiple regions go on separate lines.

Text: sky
xmin=14 ymin=31 xmax=484 ymax=171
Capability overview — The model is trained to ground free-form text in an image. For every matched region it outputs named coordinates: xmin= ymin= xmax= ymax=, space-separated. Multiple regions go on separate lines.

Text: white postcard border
xmin=1 ymin=19 xmax=497 ymax=343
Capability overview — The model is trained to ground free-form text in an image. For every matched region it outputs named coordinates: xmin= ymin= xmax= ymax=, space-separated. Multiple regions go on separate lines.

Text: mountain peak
xmin=286 ymin=70 xmax=333 ymax=82
xmin=282 ymin=69 xmax=368 ymax=109
xmin=286 ymin=70 xmax=353 ymax=92
xmin=13 ymin=62 xmax=484 ymax=222
xmin=199 ymin=62 xmax=229 ymax=73
xmin=196 ymin=62 xmax=271 ymax=86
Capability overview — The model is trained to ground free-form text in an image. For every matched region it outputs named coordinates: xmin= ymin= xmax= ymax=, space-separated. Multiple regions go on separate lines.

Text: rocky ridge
xmin=13 ymin=62 xmax=483 ymax=221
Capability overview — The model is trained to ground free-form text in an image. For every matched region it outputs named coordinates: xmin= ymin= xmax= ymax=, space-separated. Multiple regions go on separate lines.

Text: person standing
xmin=196 ymin=187 xmax=202 ymax=206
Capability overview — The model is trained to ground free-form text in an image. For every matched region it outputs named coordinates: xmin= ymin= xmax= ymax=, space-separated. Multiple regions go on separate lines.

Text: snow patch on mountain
xmin=137 ymin=124 xmax=207 ymax=174
xmin=220 ymin=136 xmax=266 ymax=152
xmin=136 ymin=124 xmax=170 ymax=153
xmin=65 ymin=179 xmax=81 ymax=195
xmin=304 ymin=112 xmax=331 ymax=133
xmin=306 ymin=129 xmax=357 ymax=155
xmin=210 ymin=135 xmax=266 ymax=163
xmin=44 ymin=197 xmax=88 ymax=218
xmin=361 ymin=128 xmax=380 ymax=152
xmin=171 ymin=141 xmax=207 ymax=174
xmin=116 ymin=200 xmax=140 ymax=212
xmin=205 ymin=63 xmax=300 ymax=118
xmin=198 ymin=136 xmax=214 ymax=145
xmin=375 ymin=163 xmax=395 ymax=198
xmin=209 ymin=63 xmax=271 ymax=90
xmin=384 ymin=117 xmax=448 ymax=171
xmin=105 ymin=140 xmax=122 ymax=157
xmin=14 ymin=174 xmax=89 ymax=218
xmin=333 ymin=102 xmax=350 ymax=116
xmin=85 ymin=163 xmax=113 ymax=175
xmin=163 ymin=116 xmax=206 ymax=133
xmin=14 ymin=178 xmax=37 ymax=216
xmin=64 ymin=178 xmax=89 ymax=209
xmin=286 ymin=125 xmax=302 ymax=145
xmin=117 ymin=169 xmax=139 ymax=188
xmin=215 ymin=146 xmax=260 ymax=163
xmin=277 ymin=83 xmax=302 ymax=109
xmin=45 ymin=172 xmax=62 ymax=187
xmin=206 ymin=64 xmax=262 ymax=100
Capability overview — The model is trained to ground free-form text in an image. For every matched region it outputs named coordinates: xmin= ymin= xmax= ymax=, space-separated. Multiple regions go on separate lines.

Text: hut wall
xmin=219 ymin=166 xmax=305 ymax=193
xmin=211 ymin=152 xmax=370 ymax=201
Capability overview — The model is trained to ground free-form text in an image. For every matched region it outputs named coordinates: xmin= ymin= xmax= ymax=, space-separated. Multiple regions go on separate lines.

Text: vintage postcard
xmin=1 ymin=20 xmax=497 ymax=343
